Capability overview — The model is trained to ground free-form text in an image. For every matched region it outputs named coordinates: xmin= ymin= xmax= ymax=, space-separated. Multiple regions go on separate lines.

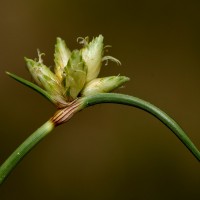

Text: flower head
xmin=7 ymin=35 xmax=130 ymax=108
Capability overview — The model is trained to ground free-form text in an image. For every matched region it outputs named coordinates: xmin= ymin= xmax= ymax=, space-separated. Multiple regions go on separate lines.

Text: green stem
xmin=0 ymin=93 xmax=199 ymax=184
xmin=81 ymin=93 xmax=200 ymax=161
xmin=0 ymin=120 xmax=54 ymax=184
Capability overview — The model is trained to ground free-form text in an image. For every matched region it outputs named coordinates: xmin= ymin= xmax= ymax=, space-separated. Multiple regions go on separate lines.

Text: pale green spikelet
xmin=81 ymin=76 xmax=130 ymax=96
xmin=25 ymin=54 xmax=67 ymax=107
xmin=64 ymin=50 xmax=87 ymax=99
xmin=81 ymin=35 xmax=104 ymax=82
xmin=54 ymin=37 xmax=71 ymax=81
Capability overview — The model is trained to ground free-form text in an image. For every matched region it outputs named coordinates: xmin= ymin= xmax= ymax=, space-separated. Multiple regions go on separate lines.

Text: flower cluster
xmin=25 ymin=35 xmax=129 ymax=108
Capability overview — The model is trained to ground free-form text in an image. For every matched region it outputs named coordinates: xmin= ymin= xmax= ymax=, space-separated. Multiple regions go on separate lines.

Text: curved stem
xmin=0 ymin=93 xmax=199 ymax=184
xmin=81 ymin=93 xmax=200 ymax=161
xmin=0 ymin=120 xmax=54 ymax=184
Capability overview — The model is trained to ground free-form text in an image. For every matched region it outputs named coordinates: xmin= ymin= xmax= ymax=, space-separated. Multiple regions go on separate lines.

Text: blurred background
xmin=0 ymin=0 xmax=200 ymax=199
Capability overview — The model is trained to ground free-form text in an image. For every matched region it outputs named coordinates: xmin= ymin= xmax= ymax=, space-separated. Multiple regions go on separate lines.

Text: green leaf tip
xmin=6 ymin=71 xmax=53 ymax=103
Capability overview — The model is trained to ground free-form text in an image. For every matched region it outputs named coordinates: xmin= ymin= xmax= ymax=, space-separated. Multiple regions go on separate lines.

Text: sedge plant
xmin=0 ymin=35 xmax=199 ymax=184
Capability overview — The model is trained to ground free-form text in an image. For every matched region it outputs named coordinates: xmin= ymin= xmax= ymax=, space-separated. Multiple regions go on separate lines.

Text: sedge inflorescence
xmin=25 ymin=35 xmax=129 ymax=108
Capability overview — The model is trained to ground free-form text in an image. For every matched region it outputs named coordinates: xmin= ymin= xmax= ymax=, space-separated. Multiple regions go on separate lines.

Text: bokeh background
xmin=0 ymin=0 xmax=200 ymax=199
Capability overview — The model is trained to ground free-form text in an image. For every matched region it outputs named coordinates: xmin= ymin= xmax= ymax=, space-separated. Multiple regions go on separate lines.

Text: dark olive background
xmin=0 ymin=0 xmax=200 ymax=199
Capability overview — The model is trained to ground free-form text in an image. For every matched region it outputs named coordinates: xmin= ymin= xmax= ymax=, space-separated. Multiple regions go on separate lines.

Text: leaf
xmin=6 ymin=71 xmax=54 ymax=104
